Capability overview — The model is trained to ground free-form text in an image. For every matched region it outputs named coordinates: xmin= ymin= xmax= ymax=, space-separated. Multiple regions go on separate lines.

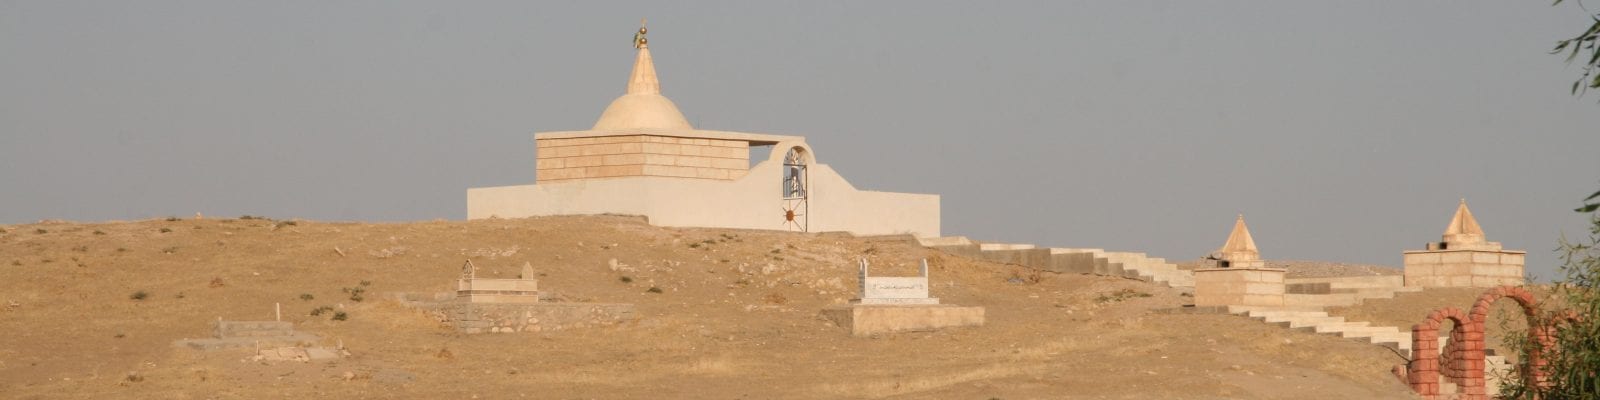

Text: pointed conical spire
xmin=626 ymin=44 xmax=661 ymax=95
xmin=1217 ymin=214 xmax=1260 ymax=261
xmin=591 ymin=20 xmax=692 ymax=131
xmin=1442 ymin=199 xmax=1487 ymax=244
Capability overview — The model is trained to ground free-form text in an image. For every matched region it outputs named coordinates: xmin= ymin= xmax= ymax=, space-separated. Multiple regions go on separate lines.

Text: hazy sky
xmin=3 ymin=1 xmax=1597 ymax=279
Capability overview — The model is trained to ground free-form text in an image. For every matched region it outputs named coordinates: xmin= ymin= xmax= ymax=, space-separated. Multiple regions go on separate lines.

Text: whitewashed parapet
xmin=853 ymin=258 xmax=940 ymax=305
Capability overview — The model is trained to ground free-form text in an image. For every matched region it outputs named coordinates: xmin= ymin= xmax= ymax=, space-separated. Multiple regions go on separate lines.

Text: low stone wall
xmin=426 ymin=302 xmax=637 ymax=334
xmin=819 ymin=305 xmax=985 ymax=337
xmin=931 ymin=245 xmax=1111 ymax=276
xmin=174 ymin=320 xmax=320 ymax=350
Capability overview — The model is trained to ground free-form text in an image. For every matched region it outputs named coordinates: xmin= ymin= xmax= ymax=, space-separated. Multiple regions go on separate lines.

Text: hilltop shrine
xmin=467 ymin=23 xmax=940 ymax=237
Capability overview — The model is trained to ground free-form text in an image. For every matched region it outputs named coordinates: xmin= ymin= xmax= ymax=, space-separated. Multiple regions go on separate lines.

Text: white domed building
xmin=467 ymin=26 xmax=940 ymax=237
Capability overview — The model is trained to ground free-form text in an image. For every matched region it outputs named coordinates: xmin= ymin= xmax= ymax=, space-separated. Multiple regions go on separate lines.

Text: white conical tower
xmin=592 ymin=22 xmax=693 ymax=131
xmin=1212 ymin=215 xmax=1264 ymax=268
xmin=1441 ymin=199 xmax=1486 ymax=245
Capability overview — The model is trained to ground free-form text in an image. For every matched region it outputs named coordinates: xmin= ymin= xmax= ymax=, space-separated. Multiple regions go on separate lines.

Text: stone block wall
xmin=430 ymin=302 xmax=636 ymax=334
xmin=1193 ymin=267 xmax=1286 ymax=307
xmin=456 ymin=278 xmax=541 ymax=304
xmin=535 ymin=135 xmax=749 ymax=182
xmin=1403 ymin=250 xmax=1525 ymax=288
xmin=215 ymin=321 xmax=295 ymax=338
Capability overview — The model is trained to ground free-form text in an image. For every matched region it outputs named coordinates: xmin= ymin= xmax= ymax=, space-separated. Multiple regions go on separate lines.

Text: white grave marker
xmin=853 ymin=258 xmax=940 ymax=305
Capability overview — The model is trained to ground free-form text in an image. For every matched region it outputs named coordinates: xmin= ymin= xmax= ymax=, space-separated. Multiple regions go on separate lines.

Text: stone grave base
xmin=426 ymin=302 xmax=637 ymax=334
xmin=819 ymin=305 xmax=985 ymax=337
xmin=173 ymin=320 xmax=320 ymax=350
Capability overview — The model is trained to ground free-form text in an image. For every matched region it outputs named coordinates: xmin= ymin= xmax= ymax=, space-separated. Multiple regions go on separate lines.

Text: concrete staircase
xmin=920 ymin=237 xmax=1194 ymax=290
xmin=1223 ymin=305 xmax=1512 ymax=394
xmin=1228 ymin=307 xmax=1414 ymax=352
xmin=1060 ymin=248 xmax=1194 ymax=288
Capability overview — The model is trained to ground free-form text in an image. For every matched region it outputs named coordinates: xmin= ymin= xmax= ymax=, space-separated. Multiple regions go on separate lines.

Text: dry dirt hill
xmin=0 ymin=215 xmax=1416 ymax=399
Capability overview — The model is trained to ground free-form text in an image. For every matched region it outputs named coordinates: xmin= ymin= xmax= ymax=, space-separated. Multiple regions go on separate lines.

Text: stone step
xmin=1310 ymin=322 xmax=1376 ymax=334
xmin=1284 ymin=293 xmax=1362 ymax=308
xmin=1331 ymin=326 xmax=1402 ymax=339
xmin=978 ymin=243 xmax=1036 ymax=251
xmin=1278 ymin=317 xmax=1352 ymax=329
xmin=1246 ymin=309 xmax=1328 ymax=319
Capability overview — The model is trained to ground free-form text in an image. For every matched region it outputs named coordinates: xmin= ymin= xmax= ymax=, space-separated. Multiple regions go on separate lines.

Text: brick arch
xmin=1404 ymin=286 xmax=1550 ymax=400
xmin=1467 ymin=285 xmax=1539 ymax=323
xmin=1469 ymin=285 xmax=1548 ymax=395
xmin=1408 ymin=307 xmax=1471 ymax=398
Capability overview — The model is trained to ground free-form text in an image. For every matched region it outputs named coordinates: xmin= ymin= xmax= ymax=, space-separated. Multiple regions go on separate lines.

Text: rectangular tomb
xmin=853 ymin=259 xmax=939 ymax=305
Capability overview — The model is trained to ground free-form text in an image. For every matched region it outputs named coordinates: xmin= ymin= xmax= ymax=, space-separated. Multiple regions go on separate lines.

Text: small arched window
xmin=782 ymin=147 xmax=807 ymax=199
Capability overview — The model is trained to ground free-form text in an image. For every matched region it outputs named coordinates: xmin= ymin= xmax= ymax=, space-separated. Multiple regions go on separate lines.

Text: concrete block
xmin=601 ymin=153 xmax=646 ymax=166
xmin=1503 ymin=253 xmax=1525 ymax=265
xmin=1441 ymin=252 xmax=1475 ymax=264
xmin=536 ymin=158 xmax=564 ymax=170
xmin=1244 ymin=282 xmax=1284 ymax=295
xmin=710 ymin=157 xmax=747 ymax=170
xmin=673 ymin=155 xmax=713 ymax=167
xmin=1405 ymin=252 xmax=1442 ymax=265
xmin=1431 ymin=263 xmax=1460 ymax=276
xmin=1242 ymin=294 xmax=1285 ymax=307
xmin=820 ymin=305 xmax=984 ymax=337
xmin=1472 ymin=253 xmax=1501 ymax=264
xmin=566 ymin=155 xmax=603 ymax=168
xmin=641 ymin=142 xmax=680 ymax=155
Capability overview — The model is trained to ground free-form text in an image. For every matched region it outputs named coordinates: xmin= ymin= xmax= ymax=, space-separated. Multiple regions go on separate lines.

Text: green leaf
xmin=1578 ymin=203 xmax=1600 ymax=213
xmin=1584 ymin=188 xmax=1600 ymax=201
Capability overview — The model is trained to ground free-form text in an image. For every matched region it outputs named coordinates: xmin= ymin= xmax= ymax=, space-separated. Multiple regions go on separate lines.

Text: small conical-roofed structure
xmin=1403 ymin=199 xmax=1523 ymax=287
xmin=1441 ymin=199 xmax=1486 ymax=245
xmin=1193 ymin=214 xmax=1282 ymax=307
xmin=591 ymin=29 xmax=693 ymax=131
xmin=1212 ymin=215 xmax=1261 ymax=266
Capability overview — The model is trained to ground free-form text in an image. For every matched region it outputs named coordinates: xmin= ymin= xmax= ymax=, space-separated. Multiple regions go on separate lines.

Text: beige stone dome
xmin=592 ymin=45 xmax=692 ymax=130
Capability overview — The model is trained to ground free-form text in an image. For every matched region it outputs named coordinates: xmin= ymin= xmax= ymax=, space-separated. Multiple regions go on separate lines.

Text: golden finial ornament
xmin=633 ymin=18 xmax=648 ymax=49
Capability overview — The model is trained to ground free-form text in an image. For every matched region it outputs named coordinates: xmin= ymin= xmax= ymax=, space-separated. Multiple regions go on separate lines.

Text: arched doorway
xmin=781 ymin=147 xmax=808 ymax=232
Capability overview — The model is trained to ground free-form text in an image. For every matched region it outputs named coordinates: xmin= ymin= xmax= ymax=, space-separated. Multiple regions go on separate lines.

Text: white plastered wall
xmin=467 ymin=141 xmax=939 ymax=237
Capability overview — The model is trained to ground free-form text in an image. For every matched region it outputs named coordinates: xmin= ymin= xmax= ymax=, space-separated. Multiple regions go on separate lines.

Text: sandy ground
xmin=0 ymin=215 xmax=1416 ymax=399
